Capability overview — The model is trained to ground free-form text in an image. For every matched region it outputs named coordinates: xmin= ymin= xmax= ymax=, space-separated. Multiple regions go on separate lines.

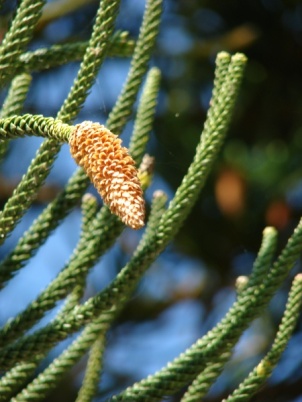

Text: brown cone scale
xmin=69 ymin=121 xmax=145 ymax=229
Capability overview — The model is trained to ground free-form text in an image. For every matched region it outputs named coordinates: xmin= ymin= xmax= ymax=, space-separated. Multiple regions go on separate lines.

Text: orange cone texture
xmin=69 ymin=121 xmax=145 ymax=229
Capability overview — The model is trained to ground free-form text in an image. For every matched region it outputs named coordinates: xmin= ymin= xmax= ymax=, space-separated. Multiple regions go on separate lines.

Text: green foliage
xmin=0 ymin=1 xmax=301 ymax=402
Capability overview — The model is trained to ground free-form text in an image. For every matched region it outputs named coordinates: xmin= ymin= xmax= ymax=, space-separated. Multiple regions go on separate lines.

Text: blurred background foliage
xmin=1 ymin=0 xmax=302 ymax=401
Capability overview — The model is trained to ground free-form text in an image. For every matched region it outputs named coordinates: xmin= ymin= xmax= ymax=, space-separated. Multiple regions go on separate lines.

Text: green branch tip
xmin=217 ymin=50 xmax=232 ymax=60
xmin=263 ymin=226 xmax=278 ymax=237
xmin=295 ymin=272 xmax=302 ymax=281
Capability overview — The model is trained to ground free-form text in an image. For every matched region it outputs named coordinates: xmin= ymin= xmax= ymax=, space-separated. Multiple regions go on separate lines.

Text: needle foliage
xmin=0 ymin=1 xmax=301 ymax=401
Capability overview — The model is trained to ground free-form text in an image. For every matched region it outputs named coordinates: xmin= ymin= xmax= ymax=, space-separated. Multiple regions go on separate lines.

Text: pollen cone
xmin=69 ymin=121 xmax=145 ymax=229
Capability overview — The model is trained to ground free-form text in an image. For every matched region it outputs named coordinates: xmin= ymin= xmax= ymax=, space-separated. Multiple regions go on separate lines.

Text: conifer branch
xmin=0 ymin=356 xmax=42 ymax=401
xmin=106 ymin=0 xmax=163 ymax=134
xmin=6 ymin=191 xmax=167 ymax=401
xmin=0 ymin=153 xmax=152 ymax=348
xmin=57 ymin=0 xmax=121 ymax=122
xmin=0 ymin=116 xmax=146 ymax=228
xmin=0 ymin=73 xmax=32 ymax=162
xmin=0 ymin=171 xmax=89 ymax=287
xmin=0 ymin=244 xmax=90 ymax=402
xmin=202 ymin=51 xmax=231 ymax=144
xmin=75 ymin=335 xmax=107 ymax=402
xmin=0 ymin=52 xmax=158 ymax=334
xmin=0 ymin=205 xmax=122 ymax=349
xmin=0 ymin=74 xmax=31 ymax=119
xmin=0 ymin=0 xmax=120 ymax=247
xmin=239 ymin=226 xmax=278 ymax=293
xmin=80 ymin=193 xmax=99 ymax=233
xmin=181 ymin=351 xmax=232 ymax=402
xmin=0 ymin=286 xmax=85 ymax=401
xmin=0 ymin=0 xmax=162 ymax=284
xmin=111 ymin=209 xmax=301 ymax=401
xmin=0 ymin=0 xmax=45 ymax=85
xmin=180 ymin=226 xmax=278 ymax=401
xmin=0 ymin=0 xmax=298 ymax=400
xmin=0 ymin=52 xmax=246 ymax=372
xmin=224 ymin=273 xmax=302 ymax=402
xmin=129 ymin=67 xmax=161 ymax=165
xmin=0 ymin=114 xmax=73 ymax=142
xmin=17 ymin=31 xmax=135 ymax=74
xmin=9 ymin=310 xmax=114 ymax=402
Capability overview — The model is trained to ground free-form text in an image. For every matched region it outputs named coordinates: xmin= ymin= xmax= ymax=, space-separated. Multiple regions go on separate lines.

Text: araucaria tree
xmin=0 ymin=1 xmax=301 ymax=401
